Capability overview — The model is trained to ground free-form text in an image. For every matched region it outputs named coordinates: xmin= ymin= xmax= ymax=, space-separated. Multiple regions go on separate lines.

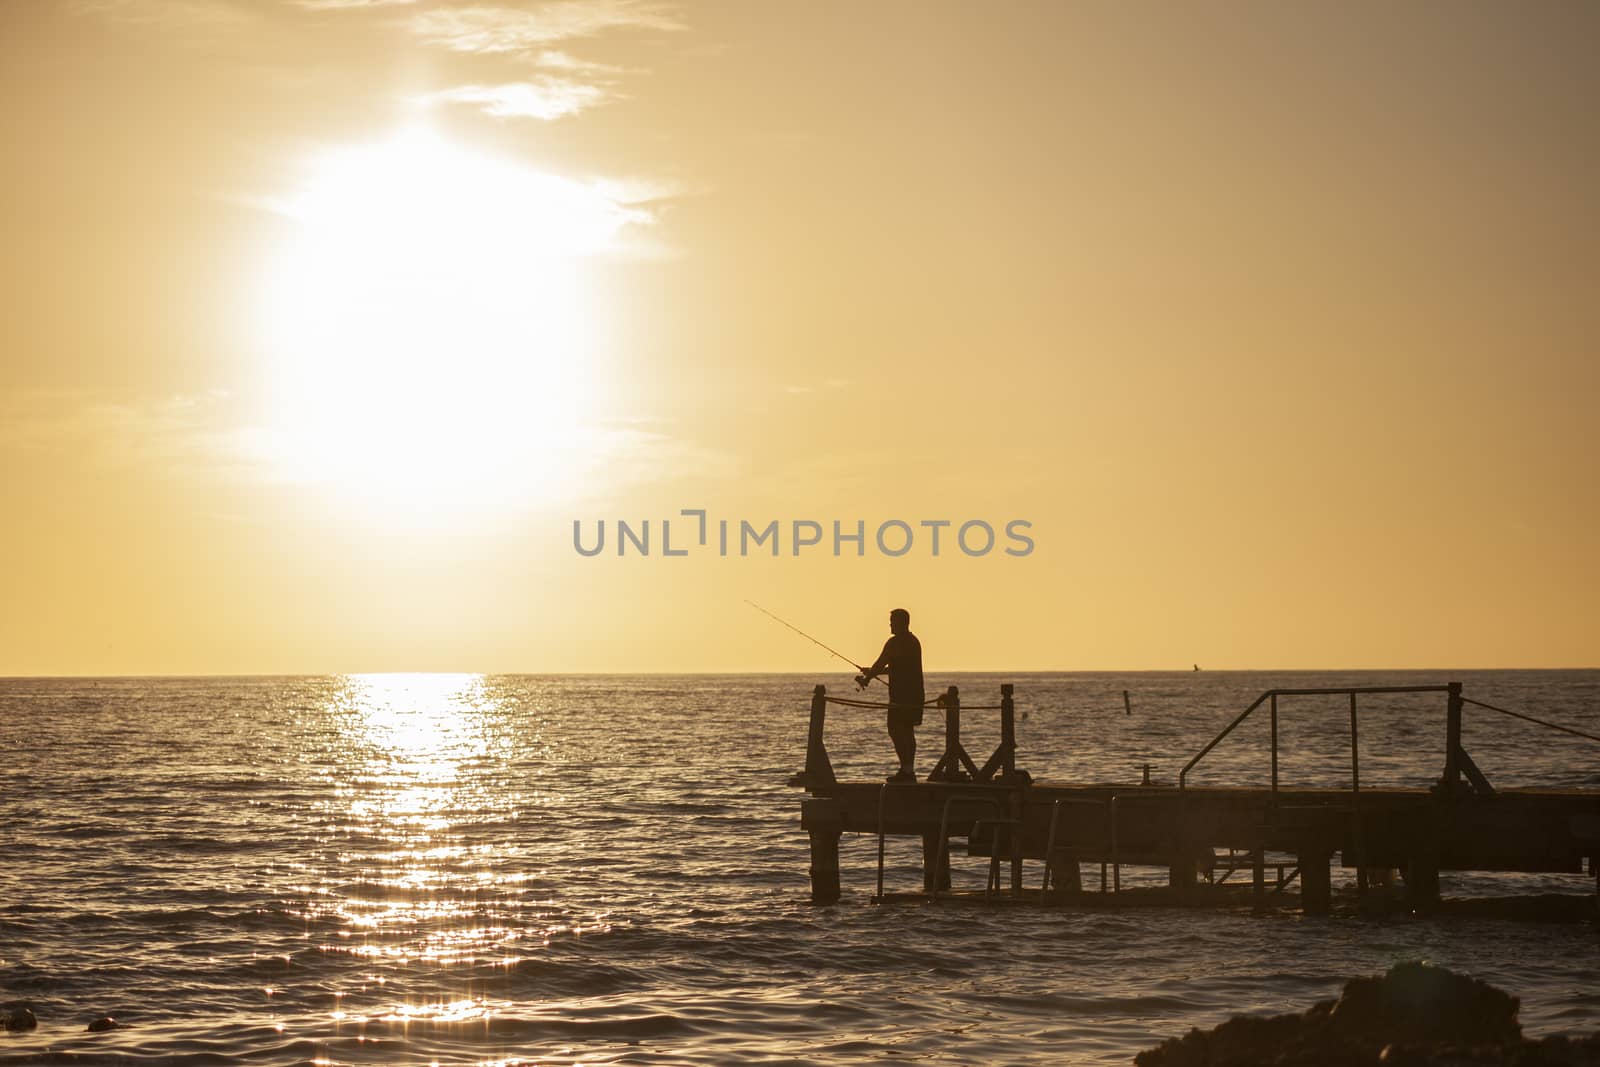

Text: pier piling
xmin=922 ymin=832 xmax=951 ymax=892
xmin=1300 ymin=844 xmax=1333 ymax=915
xmin=802 ymin=798 xmax=843 ymax=905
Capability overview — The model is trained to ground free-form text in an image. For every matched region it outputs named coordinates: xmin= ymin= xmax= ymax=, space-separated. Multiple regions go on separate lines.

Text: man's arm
xmin=858 ymin=638 xmax=895 ymax=684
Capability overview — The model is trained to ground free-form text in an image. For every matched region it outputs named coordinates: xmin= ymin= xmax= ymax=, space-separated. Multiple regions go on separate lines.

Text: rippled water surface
xmin=2 ymin=671 xmax=1598 ymax=1064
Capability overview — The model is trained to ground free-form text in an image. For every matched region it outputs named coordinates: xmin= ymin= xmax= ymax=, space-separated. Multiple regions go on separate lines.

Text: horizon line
xmin=2 ymin=665 xmax=1596 ymax=682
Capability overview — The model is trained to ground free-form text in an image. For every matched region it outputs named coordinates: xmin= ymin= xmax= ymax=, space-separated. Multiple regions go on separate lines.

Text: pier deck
xmin=791 ymin=683 xmax=1600 ymax=912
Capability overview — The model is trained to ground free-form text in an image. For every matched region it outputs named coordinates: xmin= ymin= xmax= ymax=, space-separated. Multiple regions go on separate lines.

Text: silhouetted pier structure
xmin=790 ymin=683 xmax=1600 ymax=913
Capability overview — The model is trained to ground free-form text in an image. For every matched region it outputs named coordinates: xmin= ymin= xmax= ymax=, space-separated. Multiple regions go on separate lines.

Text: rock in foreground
xmin=1137 ymin=962 xmax=1600 ymax=1066
xmin=1 ymin=1002 xmax=38 ymax=1032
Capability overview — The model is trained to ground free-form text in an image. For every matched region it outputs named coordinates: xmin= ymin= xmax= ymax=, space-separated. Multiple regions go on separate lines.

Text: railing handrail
xmin=1461 ymin=696 xmax=1600 ymax=746
xmin=1247 ymin=685 xmax=1452 ymax=697
xmin=795 ymin=682 xmax=1020 ymax=789
xmin=1179 ymin=691 xmax=1272 ymax=789
xmin=1179 ymin=685 xmax=1455 ymax=790
xmin=930 ymin=793 xmax=1007 ymax=901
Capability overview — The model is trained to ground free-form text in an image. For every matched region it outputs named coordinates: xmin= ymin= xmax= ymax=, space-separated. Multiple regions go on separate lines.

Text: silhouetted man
xmin=857 ymin=608 xmax=924 ymax=782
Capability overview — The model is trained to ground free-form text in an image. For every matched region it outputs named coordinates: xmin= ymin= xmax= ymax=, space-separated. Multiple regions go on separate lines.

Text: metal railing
xmin=872 ymin=787 xmax=1015 ymax=903
xmin=1178 ymin=684 xmax=1458 ymax=804
xmin=1179 ymin=682 xmax=1600 ymax=806
xmin=1176 ymin=684 xmax=1458 ymax=893
xmin=1041 ymin=797 xmax=1112 ymax=895
xmin=1460 ymin=696 xmax=1600 ymax=746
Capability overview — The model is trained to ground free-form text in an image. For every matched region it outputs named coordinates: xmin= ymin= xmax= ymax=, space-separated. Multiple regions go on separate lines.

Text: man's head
xmin=889 ymin=608 xmax=910 ymax=635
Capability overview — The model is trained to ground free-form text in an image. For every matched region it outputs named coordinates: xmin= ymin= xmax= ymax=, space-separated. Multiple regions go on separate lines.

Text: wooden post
xmin=946 ymin=685 xmax=961 ymax=773
xmin=1123 ymin=690 xmax=1132 ymax=716
xmin=929 ymin=686 xmax=970 ymax=781
xmin=940 ymin=684 xmax=953 ymax=751
xmin=1110 ymin=796 xmax=1121 ymax=893
xmin=1049 ymin=855 xmax=1083 ymax=895
xmin=1350 ymin=693 xmax=1366 ymax=893
xmin=1009 ymin=786 xmax=1024 ymax=894
xmin=1406 ymin=815 xmax=1441 ymax=911
xmin=1349 ymin=693 xmax=1361 ymax=798
xmin=789 ymin=685 xmax=835 ymax=789
xmin=1300 ymin=844 xmax=1332 ymax=915
xmin=1444 ymin=681 xmax=1463 ymax=795
xmin=809 ymin=830 xmax=841 ymax=905
xmin=1000 ymin=683 xmax=1016 ymax=779
xmin=1406 ymin=854 xmax=1440 ymax=910
xmin=1252 ymin=836 xmax=1266 ymax=915
xmin=1170 ymin=795 xmax=1196 ymax=891
xmin=1269 ymin=694 xmax=1279 ymax=799
xmin=922 ymin=832 xmax=950 ymax=893
xmin=802 ymin=798 xmax=843 ymax=905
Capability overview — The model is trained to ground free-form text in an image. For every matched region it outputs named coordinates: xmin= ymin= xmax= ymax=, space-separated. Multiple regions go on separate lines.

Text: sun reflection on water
xmin=303 ymin=674 xmax=577 ymax=1030
xmin=269 ymin=673 xmax=619 ymax=1045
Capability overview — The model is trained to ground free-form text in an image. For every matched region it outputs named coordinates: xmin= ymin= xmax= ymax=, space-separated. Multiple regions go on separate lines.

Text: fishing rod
xmin=744 ymin=600 xmax=878 ymax=689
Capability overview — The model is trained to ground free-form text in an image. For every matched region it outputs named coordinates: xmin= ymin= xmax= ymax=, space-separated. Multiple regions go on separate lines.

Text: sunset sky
xmin=2 ymin=1 xmax=1595 ymax=675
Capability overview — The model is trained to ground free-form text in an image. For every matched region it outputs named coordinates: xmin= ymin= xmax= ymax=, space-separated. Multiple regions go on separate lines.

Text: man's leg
xmin=889 ymin=722 xmax=916 ymax=774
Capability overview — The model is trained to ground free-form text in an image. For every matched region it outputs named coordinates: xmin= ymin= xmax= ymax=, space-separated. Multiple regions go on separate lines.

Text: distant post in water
xmin=1123 ymin=690 xmax=1132 ymax=716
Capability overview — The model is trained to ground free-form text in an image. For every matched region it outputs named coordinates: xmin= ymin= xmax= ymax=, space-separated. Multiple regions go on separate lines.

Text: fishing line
xmin=744 ymin=600 xmax=878 ymax=688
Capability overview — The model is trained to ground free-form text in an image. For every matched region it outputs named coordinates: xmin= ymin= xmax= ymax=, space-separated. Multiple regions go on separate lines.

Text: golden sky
xmin=2 ymin=1 xmax=1595 ymax=675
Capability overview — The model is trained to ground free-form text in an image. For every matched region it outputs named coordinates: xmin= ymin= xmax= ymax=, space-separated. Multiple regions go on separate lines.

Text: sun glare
xmin=254 ymin=129 xmax=639 ymax=521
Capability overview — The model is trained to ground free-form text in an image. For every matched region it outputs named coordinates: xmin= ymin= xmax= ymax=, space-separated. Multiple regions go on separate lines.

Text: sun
xmin=253 ymin=128 xmax=640 ymax=521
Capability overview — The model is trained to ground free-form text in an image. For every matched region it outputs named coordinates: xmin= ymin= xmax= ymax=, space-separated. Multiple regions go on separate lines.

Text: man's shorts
xmin=887 ymin=703 xmax=923 ymax=730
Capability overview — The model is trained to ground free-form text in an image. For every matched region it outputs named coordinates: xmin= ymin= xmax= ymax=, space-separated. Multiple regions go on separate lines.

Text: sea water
xmin=2 ymin=671 xmax=1598 ymax=1064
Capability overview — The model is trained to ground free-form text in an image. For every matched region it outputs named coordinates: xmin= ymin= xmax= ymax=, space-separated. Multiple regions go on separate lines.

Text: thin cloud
xmin=591 ymin=175 xmax=680 ymax=205
xmin=0 ymin=390 xmax=263 ymax=485
xmin=0 ymin=390 xmax=729 ymax=508
xmin=407 ymin=3 xmax=679 ymax=120
xmin=409 ymin=1 xmax=682 ymax=55
xmin=535 ymin=49 xmax=627 ymax=76
xmin=428 ymin=79 xmax=608 ymax=120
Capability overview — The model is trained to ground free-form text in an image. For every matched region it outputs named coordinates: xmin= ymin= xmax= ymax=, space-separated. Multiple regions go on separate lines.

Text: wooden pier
xmin=790 ymin=683 xmax=1600 ymax=913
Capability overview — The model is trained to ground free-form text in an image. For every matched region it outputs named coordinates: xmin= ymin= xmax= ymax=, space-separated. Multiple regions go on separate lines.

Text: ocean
xmin=2 ymin=670 xmax=1597 ymax=1065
